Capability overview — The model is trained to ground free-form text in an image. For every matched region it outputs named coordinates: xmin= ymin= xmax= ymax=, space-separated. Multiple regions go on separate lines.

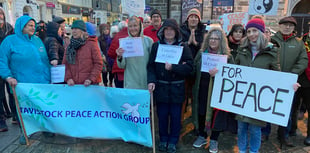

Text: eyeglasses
xmin=209 ymin=37 xmax=220 ymax=41
xmin=282 ymin=23 xmax=295 ymax=28
xmin=144 ymin=21 xmax=150 ymax=24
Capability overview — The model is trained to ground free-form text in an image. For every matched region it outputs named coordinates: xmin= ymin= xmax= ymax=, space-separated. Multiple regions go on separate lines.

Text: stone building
xmin=147 ymin=0 xmax=310 ymax=36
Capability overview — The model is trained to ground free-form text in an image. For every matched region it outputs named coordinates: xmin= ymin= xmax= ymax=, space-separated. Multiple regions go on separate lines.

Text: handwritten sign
xmin=119 ymin=37 xmax=144 ymax=58
xmin=121 ymin=0 xmax=145 ymax=17
xmin=211 ymin=63 xmax=298 ymax=126
xmin=221 ymin=12 xmax=248 ymax=34
xmin=201 ymin=53 xmax=227 ymax=72
xmin=155 ymin=44 xmax=183 ymax=64
xmin=51 ymin=65 xmax=65 ymax=83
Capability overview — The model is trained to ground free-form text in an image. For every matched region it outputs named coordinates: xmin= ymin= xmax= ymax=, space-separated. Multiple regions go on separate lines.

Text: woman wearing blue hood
xmin=147 ymin=19 xmax=193 ymax=153
xmin=0 ymin=15 xmax=51 ymax=144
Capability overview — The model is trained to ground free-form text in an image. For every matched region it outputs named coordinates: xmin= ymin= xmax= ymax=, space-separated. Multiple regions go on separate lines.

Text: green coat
xmin=271 ymin=32 xmax=308 ymax=75
xmin=192 ymin=51 xmax=234 ymax=128
xmin=234 ymin=44 xmax=280 ymax=126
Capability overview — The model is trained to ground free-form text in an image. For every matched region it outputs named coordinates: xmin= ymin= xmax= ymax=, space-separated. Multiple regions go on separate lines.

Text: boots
xmin=0 ymin=116 xmax=8 ymax=132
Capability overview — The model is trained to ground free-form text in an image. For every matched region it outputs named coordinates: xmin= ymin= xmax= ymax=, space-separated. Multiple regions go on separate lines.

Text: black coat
xmin=180 ymin=22 xmax=205 ymax=58
xmin=44 ymin=22 xmax=64 ymax=65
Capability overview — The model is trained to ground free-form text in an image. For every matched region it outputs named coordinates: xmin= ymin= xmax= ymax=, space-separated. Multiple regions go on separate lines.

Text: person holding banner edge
xmin=0 ymin=15 xmax=51 ymax=145
xmin=116 ymin=16 xmax=153 ymax=89
xmin=192 ymin=27 xmax=235 ymax=152
xmin=234 ymin=18 xmax=301 ymax=153
xmin=147 ymin=18 xmax=193 ymax=153
xmin=271 ymin=16 xmax=308 ymax=149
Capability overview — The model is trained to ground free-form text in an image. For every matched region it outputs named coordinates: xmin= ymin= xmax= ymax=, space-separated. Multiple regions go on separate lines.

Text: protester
xmin=234 ymin=18 xmax=282 ymax=153
xmin=191 ymin=27 xmax=235 ymax=152
xmin=296 ymin=22 xmax=310 ymax=146
xmin=107 ymin=21 xmax=128 ymax=88
xmin=36 ymin=20 xmax=47 ymax=42
xmin=52 ymin=16 xmax=70 ymax=50
xmin=44 ymin=22 xmax=64 ymax=66
xmin=143 ymin=15 xmax=151 ymax=29
xmin=63 ymin=20 xmax=103 ymax=86
xmin=0 ymin=15 xmax=51 ymax=144
xmin=98 ymin=24 xmax=113 ymax=87
xmin=144 ymin=9 xmax=162 ymax=42
xmin=147 ymin=19 xmax=193 ymax=153
xmin=227 ymin=24 xmax=245 ymax=60
xmin=110 ymin=25 xmax=119 ymax=38
xmin=180 ymin=8 xmax=206 ymax=133
xmin=0 ymin=7 xmax=14 ymax=132
xmin=271 ymin=16 xmax=308 ymax=148
xmin=116 ymin=16 xmax=153 ymax=89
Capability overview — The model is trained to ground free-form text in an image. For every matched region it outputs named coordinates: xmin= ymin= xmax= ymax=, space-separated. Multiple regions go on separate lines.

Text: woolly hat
xmin=150 ymin=9 xmax=161 ymax=19
xmin=52 ymin=16 xmax=65 ymax=24
xmin=245 ymin=18 xmax=265 ymax=33
xmin=71 ymin=20 xmax=86 ymax=32
xmin=279 ymin=16 xmax=297 ymax=26
xmin=85 ymin=22 xmax=96 ymax=36
xmin=187 ymin=8 xmax=201 ymax=21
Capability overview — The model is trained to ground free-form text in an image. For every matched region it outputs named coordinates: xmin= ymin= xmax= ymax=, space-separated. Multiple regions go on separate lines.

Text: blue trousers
xmin=156 ymin=102 xmax=182 ymax=145
xmin=238 ymin=121 xmax=261 ymax=153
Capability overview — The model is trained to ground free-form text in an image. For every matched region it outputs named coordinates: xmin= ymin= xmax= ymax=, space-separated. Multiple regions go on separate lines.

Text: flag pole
xmin=151 ymin=92 xmax=156 ymax=153
xmin=12 ymin=87 xmax=30 ymax=146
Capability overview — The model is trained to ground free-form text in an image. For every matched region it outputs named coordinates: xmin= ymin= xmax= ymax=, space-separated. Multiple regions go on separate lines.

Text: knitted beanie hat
xmin=85 ymin=22 xmax=96 ymax=36
xmin=71 ymin=20 xmax=86 ymax=32
xmin=246 ymin=18 xmax=265 ymax=33
xmin=150 ymin=9 xmax=162 ymax=19
xmin=187 ymin=8 xmax=201 ymax=21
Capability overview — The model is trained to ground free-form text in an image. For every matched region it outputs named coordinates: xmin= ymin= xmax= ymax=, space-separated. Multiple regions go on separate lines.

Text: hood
xmin=128 ymin=18 xmax=144 ymax=37
xmin=157 ymin=19 xmax=182 ymax=43
xmin=46 ymin=21 xmax=60 ymax=37
xmin=14 ymin=15 xmax=36 ymax=39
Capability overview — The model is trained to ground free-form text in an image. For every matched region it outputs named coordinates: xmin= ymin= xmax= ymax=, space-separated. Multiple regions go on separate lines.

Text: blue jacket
xmin=0 ymin=15 xmax=50 ymax=83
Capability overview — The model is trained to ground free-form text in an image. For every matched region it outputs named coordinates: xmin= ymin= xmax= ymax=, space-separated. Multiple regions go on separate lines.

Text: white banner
xmin=155 ymin=44 xmax=183 ymax=64
xmin=211 ymin=63 xmax=297 ymax=126
xmin=121 ymin=0 xmax=145 ymax=17
xmin=201 ymin=53 xmax=227 ymax=72
xmin=248 ymin=0 xmax=279 ymax=16
xmin=119 ymin=37 xmax=144 ymax=58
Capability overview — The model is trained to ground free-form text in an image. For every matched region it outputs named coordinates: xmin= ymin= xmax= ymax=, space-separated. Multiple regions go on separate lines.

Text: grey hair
xmin=118 ymin=21 xmax=128 ymax=31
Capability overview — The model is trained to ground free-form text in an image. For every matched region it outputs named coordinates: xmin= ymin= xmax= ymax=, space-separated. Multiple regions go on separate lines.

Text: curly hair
xmin=200 ymin=27 xmax=231 ymax=56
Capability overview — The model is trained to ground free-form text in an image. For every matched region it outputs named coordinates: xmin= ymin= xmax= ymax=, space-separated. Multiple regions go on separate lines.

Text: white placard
xmin=211 ymin=63 xmax=298 ymax=126
xmin=51 ymin=65 xmax=65 ymax=83
xmin=201 ymin=53 xmax=227 ymax=72
xmin=121 ymin=0 xmax=145 ymax=17
xmin=248 ymin=0 xmax=279 ymax=15
xmin=221 ymin=12 xmax=248 ymax=34
xmin=119 ymin=37 xmax=144 ymax=58
xmin=155 ymin=44 xmax=183 ymax=64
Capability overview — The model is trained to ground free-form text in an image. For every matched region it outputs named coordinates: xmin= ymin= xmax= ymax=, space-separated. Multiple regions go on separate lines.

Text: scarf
xmin=228 ymin=35 xmax=240 ymax=45
xmin=282 ymin=33 xmax=293 ymax=41
xmin=66 ymin=37 xmax=86 ymax=64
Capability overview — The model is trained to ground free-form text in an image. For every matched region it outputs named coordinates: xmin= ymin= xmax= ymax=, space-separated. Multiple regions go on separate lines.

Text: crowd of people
xmin=0 ymin=7 xmax=310 ymax=153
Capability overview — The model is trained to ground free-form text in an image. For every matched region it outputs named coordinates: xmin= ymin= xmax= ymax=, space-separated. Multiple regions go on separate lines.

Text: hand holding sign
xmin=116 ymin=48 xmax=125 ymax=57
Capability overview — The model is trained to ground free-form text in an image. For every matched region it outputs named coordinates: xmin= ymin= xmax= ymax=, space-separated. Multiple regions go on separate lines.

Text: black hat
xmin=279 ymin=16 xmax=297 ymax=26
xmin=150 ymin=9 xmax=161 ymax=19
xmin=52 ymin=16 xmax=65 ymax=24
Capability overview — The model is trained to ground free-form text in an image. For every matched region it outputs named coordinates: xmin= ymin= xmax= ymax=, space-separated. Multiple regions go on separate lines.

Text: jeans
xmin=157 ymin=102 xmax=182 ymax=145
xmin=238 ymin=121 xmax=261 ymax=153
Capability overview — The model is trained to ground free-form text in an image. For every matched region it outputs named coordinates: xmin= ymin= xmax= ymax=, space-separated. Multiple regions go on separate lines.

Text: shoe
xmin=209 ymin=140 xmax=218 ymax=153
xmin=11 ymin=116 xmax=18 ymax=124
xmin=193 ymin=136 xmax=207 ymax=148
xmin=158 ymin=141 xmax=167 ymax=152
xmin=0 ymin=119 xmax=8 ymax=132
xmin=167 ymin=144 xmax=176 ymax=153
xmin=19 ymin=135 xmax=26 ymax=145
xmin=279 ymin=138 xmax=295 ymax=149
xmin=261 ymin=134 xmax=269 ymax=142
xmin=304 ymin=136 xmax=310 ymax=146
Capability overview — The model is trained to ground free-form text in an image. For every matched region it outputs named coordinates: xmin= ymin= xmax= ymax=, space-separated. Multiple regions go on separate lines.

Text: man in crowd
xmin=143 ymin=9 xmax=162 ymax=42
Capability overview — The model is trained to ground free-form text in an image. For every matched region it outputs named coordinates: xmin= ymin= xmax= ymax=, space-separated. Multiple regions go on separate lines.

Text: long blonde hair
xmin=200 ymin=27 xmax=231 ymax=56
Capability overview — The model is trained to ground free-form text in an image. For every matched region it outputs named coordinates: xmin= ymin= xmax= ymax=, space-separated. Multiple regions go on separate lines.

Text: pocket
xmin=171 ymin=82 xmax=185 ymax=103
xmin=154 ymin=83 xmax=169 ymax=103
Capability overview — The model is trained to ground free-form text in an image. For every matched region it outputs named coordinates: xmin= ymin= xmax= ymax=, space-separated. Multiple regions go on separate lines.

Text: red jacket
xmin=107 ymin=27 xmax=128 ymax=75
xmin=143 ymin=25 xmax=160 ymax=42
xmin=63 ymin=37 xmax=103 ymax=84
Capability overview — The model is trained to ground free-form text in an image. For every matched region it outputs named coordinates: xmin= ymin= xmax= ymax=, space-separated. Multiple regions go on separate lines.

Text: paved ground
xmin=1 ymin=105 xmax=310 ymax=153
